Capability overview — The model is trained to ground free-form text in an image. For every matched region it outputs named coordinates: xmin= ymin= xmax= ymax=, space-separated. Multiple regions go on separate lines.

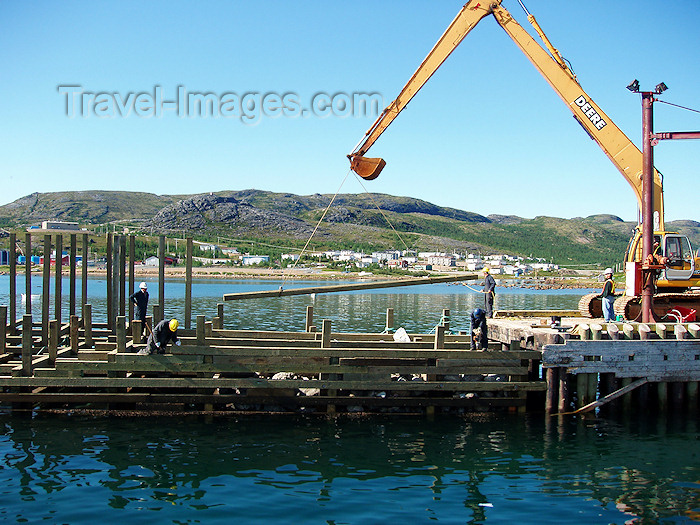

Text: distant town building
xmin=241 ymin=255 xmax=269 ymax=266
xmin=40 ymin=221 xmax=80 ymax=231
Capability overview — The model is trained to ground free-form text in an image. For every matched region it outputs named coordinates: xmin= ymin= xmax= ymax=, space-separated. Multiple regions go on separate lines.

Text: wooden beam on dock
xmin=223 ymin=274 xmax=477 ymax=301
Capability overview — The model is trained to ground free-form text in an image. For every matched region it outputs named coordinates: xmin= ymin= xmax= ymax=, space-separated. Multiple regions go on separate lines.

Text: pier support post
xmin=106 ymin=232 xmax=113 ymax=330
xmin=688 ymin=323 xmax=700 ymax=339
xmin=9 ymin=232 xmax=16 ymax=334
xmin=185 ymin=237 xmax=193 ymax=329
xmin=158 ymin=235 xmax=165 ymax=315
xmin=608 ymin=323 xmax=620 ymax=340
xmin=42 ymin=235 xmax=51 ymax=346
xmin=655 ymin=323 xmax=667 ymax=340
xmin=0 ymin=306 xmax=6 ymax=352
xmin=305 ymin=306 xmax=314 ymax=332
xmin=385 ymin=308 xmax=394 ymax=333
xmin=116 ymin=316 xmax=126 ymax=352
xmin=128 ymin=235 xmax=135 ymax=323
xmin=24 ymin=233 xmax=32 ymax=315
xmin=546 ymin=367 xmax=559 ymax=414
xmin=638 ymin=323 xmax=651 ymax=340
xmin=131 ymin=320 xmax=142 ymax=345
xmin=442 ymin=309 xmax=450 ymax=332
xmin=196 ymin=315 xmax=205 ymax=346
xmin=434 ymin=325 xmax=445 ymax=350
xmin=22 ymin=314 xmax=32 ymax=376
xmin=153 ymin=303 xmax=162 ymax=325
xmin=82 ymin=233 xmax=89 ymax=315
xmin=70 ymin=315 xmax=79 ymax=353
xmin=83 ymin=304 xmax=93 ymax=349
xmin=55 ymin=234 xmax=63 ymax=326
xmin=49 ymin=319 xmax=58 ymax=364
xmin=217 ymin=303 xmax=224 ymax=328
xmin=119 ymin=235 xmax=126 ymax=318
xmin=623 ymin=324 xmax=635 ymax=340
xmin=70 ymin=234 xmax=77 ymax=317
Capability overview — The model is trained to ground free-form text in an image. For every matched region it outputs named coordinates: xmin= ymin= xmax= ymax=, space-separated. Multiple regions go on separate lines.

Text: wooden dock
xmin=2 ymin=230 xmax=699 ymax=416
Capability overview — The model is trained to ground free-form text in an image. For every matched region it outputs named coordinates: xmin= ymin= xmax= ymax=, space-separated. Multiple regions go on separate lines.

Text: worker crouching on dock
xmin=140 ymin=318 xmax=181 ymax=355
xmin=470 ymin=308 xmax=488 ymax=350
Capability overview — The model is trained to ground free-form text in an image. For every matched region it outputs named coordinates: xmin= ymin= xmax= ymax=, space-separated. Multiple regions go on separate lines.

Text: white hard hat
xmin=604 ymin=268 xmax=613 ymax=275
xmin=139 ymin=282 xmax=148 ymax=289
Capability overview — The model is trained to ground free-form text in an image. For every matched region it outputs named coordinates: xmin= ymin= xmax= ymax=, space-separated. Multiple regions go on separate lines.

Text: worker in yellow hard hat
xmin=141 ymin=318 xmax=181 ymax=355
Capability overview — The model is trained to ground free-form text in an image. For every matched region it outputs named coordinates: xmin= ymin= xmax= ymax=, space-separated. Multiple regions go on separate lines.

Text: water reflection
xmin=0 ymin=414 xmax=697 ymax=523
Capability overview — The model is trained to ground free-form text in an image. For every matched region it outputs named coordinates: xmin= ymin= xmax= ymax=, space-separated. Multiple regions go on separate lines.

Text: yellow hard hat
xmin=483 ymin=267 xmax=490 ymax=273
xmin=169 ymin=319 xmax=179 ymax=331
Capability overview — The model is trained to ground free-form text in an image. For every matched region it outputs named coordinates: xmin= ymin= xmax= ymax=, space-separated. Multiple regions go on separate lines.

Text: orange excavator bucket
xmin=349 ymin=155 xmax=386 ymax=180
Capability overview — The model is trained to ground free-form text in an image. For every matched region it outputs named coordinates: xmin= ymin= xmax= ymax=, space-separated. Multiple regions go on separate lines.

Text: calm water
xmin=1 ymin=275 xmax=698 ymax=523
xmin=0 ymin=413 xmax=697 ymax=523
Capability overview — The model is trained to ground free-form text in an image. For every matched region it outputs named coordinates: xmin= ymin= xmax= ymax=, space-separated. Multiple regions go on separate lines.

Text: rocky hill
xmin=1 ymin=189 xmax=698 ymax=266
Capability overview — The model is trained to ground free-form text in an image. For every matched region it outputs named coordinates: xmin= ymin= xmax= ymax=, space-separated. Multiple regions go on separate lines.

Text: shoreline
xmin=1 ymin=265 xmax=601 ymax=289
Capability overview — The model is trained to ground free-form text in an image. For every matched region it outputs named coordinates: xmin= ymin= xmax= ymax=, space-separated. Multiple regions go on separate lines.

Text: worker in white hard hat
xmin=129 ymin=281 xmax=150 ymax=342
xmin=597 ymin=268 xmax=617 ymax=322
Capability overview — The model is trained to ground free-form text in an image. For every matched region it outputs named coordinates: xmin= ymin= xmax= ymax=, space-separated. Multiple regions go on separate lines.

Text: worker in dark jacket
xmin=129 ymin=282 xmax=149 ymax=342
xmin=141 ymin=318 xmax=181 ymax=355
xmin=597 ymin=268 xmax=617 ymax=322
xmin=470 ymin=308 xmax=488 ymax=350
xmin=481 ymin=267 xmax=497 ymax=318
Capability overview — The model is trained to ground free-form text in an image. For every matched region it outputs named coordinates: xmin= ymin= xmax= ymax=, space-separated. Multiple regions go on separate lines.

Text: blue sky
xmin=1 ymin=0 xmax=699 ymax=222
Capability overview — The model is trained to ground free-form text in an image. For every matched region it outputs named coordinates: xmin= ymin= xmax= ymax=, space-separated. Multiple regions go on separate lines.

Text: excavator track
xmin=613 ymin=292 xmax=700 ymax=322
xmin=578 ymin=292 xmax=602 ymax=318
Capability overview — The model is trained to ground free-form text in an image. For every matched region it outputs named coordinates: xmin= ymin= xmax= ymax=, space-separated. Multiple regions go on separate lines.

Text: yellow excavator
xmin=348 ymin=0 xmax=700 ymax=321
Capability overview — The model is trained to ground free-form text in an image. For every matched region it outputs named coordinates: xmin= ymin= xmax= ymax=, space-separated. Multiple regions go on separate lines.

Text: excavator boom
xmin=348 ymin=0 xmax=664 ymax=230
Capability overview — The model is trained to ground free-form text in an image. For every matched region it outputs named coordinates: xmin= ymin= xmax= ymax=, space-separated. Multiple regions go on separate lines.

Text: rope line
xmin=657 ymin=99 xmax=700 ymax=114
xmin=281 ymin=169 xmax=353 ymax=288
xmin=353 ymin=173 xmax=412 ymax=252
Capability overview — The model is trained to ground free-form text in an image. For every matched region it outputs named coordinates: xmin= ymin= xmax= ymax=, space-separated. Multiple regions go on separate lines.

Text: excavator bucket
xmin=349 ymin=156 xmax=386 ymax=180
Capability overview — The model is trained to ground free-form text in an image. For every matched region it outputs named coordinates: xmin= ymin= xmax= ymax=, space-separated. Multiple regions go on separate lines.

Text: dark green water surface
xmin=0 ymin=413 xmax=697 ymax=524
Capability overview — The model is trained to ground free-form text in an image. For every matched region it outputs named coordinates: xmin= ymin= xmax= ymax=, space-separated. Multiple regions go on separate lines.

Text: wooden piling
xmin=688 ymin=323 xmax=700 ymax=339
xmin=608 ymin=323 xmax=620 ymax=340
xmin=111 ymin=234 xmax=120 ymax=329
xmin=128 ymin=235 xmax=135 ymax=322
xmin=185 ymin=237 xmax=192 ymax=329
xmin=82 ymin=233 xmax=89 ymax=313
xmin=217 ymin=303 xmax=224 ymax=328
xmin=196 ymin=315 xmax=205 ymax=345
xmin=305 ymin=306 xmax=314 ymax=332
xmin=48 ymin=319 xmax=58 ymax=365
xmin=434 ymin=325 xmax=445 ymax=349
xmin=153 ymin=303 xmax=162 ymax=325
xmin=116 ymin=316 xmax=126 ymax=352
xmin=639 ymin=323 xmax=651 ymax=340
xmin=546 ymin=367 xmax=558 ymax=413
xmin=83 ymin=304 xmax=93 ymax=349
xmin=106 ymin=233 xmax=113 ymax=330
xmin=158 ymin=235 xmax=165 ymax=313
xmin=119 ymin=234 xmax=126 ymax=318
xmin=131 ymin=319 xmax=142 ymax=343
xmin=0 ymin=306 xmax=6 ymax=352
xmin=22 ymin=314 xmax=32 ymax=376
xmin=54 ymin=234 xmax=62 ymax=325
xmin=42 ymin=234 xmax=51 ymax=346
xmin=24 ymin=233 xmax=32 ymax=314
xmin=623 ymin=324 xmax=635 ymax=340
xmin=442 ymin=309 xmax=450 ymax=332
xmin=70 ymin=234 xmax=77 ymax=317
xmin=385 ymin=308 xmax=394 ymax=333
xmin=656 ymin=323 xmax=667 ymax=339
xmin=70 ymin=315 xmax=79 ymax=352
xmin=9 ymin=232 xmax=16 ymax=333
